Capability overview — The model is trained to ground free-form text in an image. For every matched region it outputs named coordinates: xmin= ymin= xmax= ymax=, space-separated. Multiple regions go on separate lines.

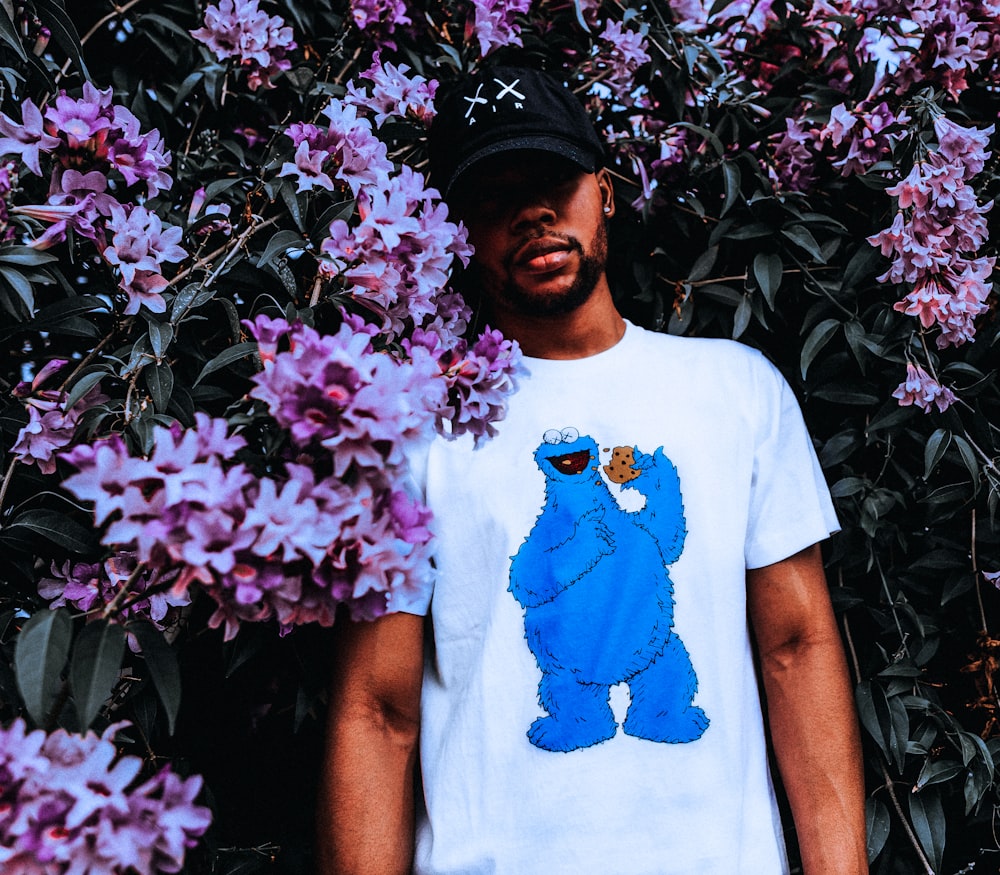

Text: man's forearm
xmin=316 ymin=612 xmax=425 ymax=875
xmin=748 ymin=546 xmax=868 ymax=875
xmin=317 ymin=704 xmax=419 ymax=875
xmin=759 ymin=632 xmax=868 ymax=874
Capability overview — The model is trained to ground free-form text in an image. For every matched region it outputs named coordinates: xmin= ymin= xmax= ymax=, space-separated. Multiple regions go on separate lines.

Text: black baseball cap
xmin=428 ymin=66 xmax=606 ymax=197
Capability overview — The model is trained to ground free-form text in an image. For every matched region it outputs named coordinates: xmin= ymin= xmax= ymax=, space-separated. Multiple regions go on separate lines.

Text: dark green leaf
xmin=257 ymin=230 xmax=309 ymax=269
xmin=686 ymin=247 xmax=718 ymax=283
xmin=171 ymin=283 xmax=216 ymax=323
xmin=800 ymin=319 xmax=839 ymax=379
xmin=752 ymin=252 xmax=781 ymax=309
xmin=194 ymin=341 xmax=258 ymax=385
xmin=70 ymin=620 xmax=126 ymax=729
xmin=129 ymin=621 xmax=182 ymax=735
xmin=865 ymin=798 xmax=890 ymax=863
xmin=732 ymin=295 xmax=751 ymax=339
xmin=0 ymin=265 xmax=35 ymax=312
xmin=781 ymin=225 xmax=826 ymax=262
xmin=6 ymin=509 xmax=95 ymax=552
xmin=720 ymin=162 xmax=741 ymax=217
xmin=924 ymin=429 xmax=952 ymax=480
xmin=145 ymin=362 xmax=174 ymax=413
xmin=64 ymin=370 xmax=108 ymax=410
xmin=15 ymin=609 xmax=72 ymax=726
xmin=34 ymin=0 xmax=90 ymax=79
xmin=0 ymin=247 xmax=58 ymax=267
xmin=0 ymin=4 xmax=28 ymax=62
xmin=146 ymin=319 xmax=174 ymax=358
xmin=908 ymin=789 xmax=945 ymax=873
xmin=951 ymin=435 xmax=980 ymax=485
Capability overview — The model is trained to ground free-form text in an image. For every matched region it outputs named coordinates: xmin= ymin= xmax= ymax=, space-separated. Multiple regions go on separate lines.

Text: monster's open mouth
xmin=547 ymin=450 xmax=591 ymax=476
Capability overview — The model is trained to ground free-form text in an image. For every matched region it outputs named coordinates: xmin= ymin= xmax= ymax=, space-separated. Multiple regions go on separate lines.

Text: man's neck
xmin=490 ymin=287 xmax=626 ymax=360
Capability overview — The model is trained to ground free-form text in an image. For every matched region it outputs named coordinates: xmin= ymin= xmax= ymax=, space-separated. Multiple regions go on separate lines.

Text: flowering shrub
xmin=0 ymin=719 xmax=210 ymax=873
xmin=0 ymin=1 xmax=997 ymax=873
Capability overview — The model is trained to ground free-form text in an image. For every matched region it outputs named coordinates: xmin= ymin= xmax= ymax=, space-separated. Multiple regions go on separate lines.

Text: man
xmin=318 ymin=66 xmax=867 ymax=874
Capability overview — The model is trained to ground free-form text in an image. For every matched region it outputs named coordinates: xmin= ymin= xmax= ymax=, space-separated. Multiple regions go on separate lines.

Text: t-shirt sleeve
xmin=384 ymin=435 xmax=435 ymax=616
xmin=744 ymin=357 xmax=840 ymax=569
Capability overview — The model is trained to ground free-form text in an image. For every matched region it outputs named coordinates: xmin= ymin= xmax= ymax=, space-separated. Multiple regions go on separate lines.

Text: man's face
xmin=449 ymin=151 xmax=614 ymax=318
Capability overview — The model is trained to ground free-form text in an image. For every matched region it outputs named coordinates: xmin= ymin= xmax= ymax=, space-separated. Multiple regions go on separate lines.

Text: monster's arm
xmin=747 ymin=545 xmax=867 ymax=875
xmin=509 ymin=507 xmax=613 ymax=608
xmin=629 ymin=447 xmax=686 ymax=564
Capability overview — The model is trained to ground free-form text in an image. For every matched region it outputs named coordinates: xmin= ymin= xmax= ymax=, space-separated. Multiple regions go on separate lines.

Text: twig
xmin=0 ymin=457 xmax=17 ymax=514
xmin=878 ymin=756 xmax=936 ymax=875
xmin=972 ymin=508 xmax=988 ymax=635
xmin=102 ymin=561 xmax=149 ymax=620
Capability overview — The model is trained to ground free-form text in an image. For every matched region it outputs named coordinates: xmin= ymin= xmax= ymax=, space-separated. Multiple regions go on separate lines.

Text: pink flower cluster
xmin=868 ymin=116 xmax=995 ymax=348
xmin=405 ymin=326 xmax=523 ymax=444
xmin=345 ymin=54 xmax=437 ymax=128
xmin=469 ymin=0 xmax=532 ymax=57
xmin=10 ymin=359 xmax=107 ymax=475
xmin=38 ymin=554 xmax=188 ymax=648
xmin=278 ymin=99 xmax=392 ymax=196
xmin=822 ymin=102 xmax=909 ymax=176
xmin=596 ymin=20 xmax=651 ymax=101
xmin=190 ymin=0 xmax=295 ymax=91
xmin=0 ymin=83 xmax=184 ymax=314
xmin=60 ymin=320 xmax=440 ymax=635
xmin=859 ymin=0 xmax=1000 ymax=99
xmin=348 ymin=0 xmax=412 ymax=50
xmin=320 ymin=165 xmax=473 ymax=341
xmin=771 ymin=118 xmax=821 ymax=194
xmin=0 ymin=720 xmax=210 ymax=874
xmin=891 ymin=362 xmax=957 ymax=413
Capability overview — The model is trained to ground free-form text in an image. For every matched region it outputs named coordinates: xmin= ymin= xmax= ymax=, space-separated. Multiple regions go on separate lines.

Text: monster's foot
xmin=528 ymin=713 xmax=617 ymax=752
xmin=622 ymin=704 xmax=709 ymax=744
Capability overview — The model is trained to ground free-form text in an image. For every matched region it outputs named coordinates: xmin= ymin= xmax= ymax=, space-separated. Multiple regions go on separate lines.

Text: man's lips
xmin=513 ymin=238 xmax=574 ymax=273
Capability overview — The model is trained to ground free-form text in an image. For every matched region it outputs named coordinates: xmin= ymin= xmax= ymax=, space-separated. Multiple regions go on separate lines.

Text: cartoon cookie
xmin=603 ymin=446 xmax=642 ymax=483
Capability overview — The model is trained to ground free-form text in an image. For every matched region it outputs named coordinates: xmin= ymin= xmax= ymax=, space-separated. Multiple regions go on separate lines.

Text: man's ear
xmin=597 ymin=168 xmax=615 ymax=218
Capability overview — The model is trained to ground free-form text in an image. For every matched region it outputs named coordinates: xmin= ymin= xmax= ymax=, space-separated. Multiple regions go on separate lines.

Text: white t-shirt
xmin=402 ymin=321 xmax=839 ymax=875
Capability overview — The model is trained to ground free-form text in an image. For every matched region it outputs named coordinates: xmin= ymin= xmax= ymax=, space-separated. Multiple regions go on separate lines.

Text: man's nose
xmin=510 ymin=195 xmax=556 ymax=232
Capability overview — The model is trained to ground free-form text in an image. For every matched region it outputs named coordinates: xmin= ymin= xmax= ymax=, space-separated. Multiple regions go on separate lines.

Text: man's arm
xmin=316 ymin=611 xmax=425 ymax=875
xmin=747 ymin=544 xmax=868 ymax=875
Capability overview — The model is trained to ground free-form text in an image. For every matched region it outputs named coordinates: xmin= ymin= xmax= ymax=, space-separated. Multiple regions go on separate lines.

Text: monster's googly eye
xmin=543 ymin=429 xmax=562 ymax=444
xmin=560 ymin=427 xmax=579 ymax=443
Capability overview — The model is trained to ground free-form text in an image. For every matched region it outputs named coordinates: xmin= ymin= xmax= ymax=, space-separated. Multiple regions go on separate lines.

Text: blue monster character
xmin=509 ymin=428 xmax=709 ymax=752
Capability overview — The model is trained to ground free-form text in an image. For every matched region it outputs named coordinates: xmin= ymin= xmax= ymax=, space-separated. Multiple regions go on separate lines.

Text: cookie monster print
xmin=509 ymin=428 xmax=709 ymax=753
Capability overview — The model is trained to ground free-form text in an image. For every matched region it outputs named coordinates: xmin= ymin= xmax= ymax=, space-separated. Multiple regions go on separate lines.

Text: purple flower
xmin=108 ymin=106 xmax=173 ymax=198
xmin=868 ymin=116 xmax=994 ymax=347
xmin=278 ymin=100 xmax=393 ymax=198
xmin=103 ymin=204 xmax=187 ymax=314
xmin=38 ymin=554 xmax=187 ymax=644
xmin=349 ymin=0 xmax=411 ymax=49
xmin=468 ymin=0 xmax=531 ymax=57
xmin=279 ymin=140 xmax=335 ymax=193
xmin=597 ymin=20 xmax=652 ymax=100
xmin=822 ymin=102 xmax=908 ymax=176
xmin=44 ymin=83 xmax=116 ymax=161
xmin=771 ymin=117 xmax=820 ymax=193
xmin=345 ymin=54 xmax=438 ymax=127
xmin=892 ymin=362 xmax=957 ymax=412
xmin=191 ymin=0 xmax=296 ymax=91
xmin=0 ymin=720 xmax=210 ymax=873
xmin=0 ymin=98 xmax=60 ymax=176
xmin=11 ymin=382 xmax=107 ymax=475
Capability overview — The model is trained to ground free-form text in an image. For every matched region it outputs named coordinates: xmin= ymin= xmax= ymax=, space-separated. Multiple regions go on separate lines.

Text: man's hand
xmin=748 ymin=544 xmax=868 ymax=875
xmin=316 ymin=611 xmax=424 ymax=875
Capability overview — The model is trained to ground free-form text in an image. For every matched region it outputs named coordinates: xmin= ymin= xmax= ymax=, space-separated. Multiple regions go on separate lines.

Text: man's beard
xmin=469 ymin=221 xmax=608 ymax=318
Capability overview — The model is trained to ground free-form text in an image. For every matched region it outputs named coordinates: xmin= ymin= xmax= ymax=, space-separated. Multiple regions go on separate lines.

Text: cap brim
xmin=445 ymin=135 xmax=600 ymax=196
